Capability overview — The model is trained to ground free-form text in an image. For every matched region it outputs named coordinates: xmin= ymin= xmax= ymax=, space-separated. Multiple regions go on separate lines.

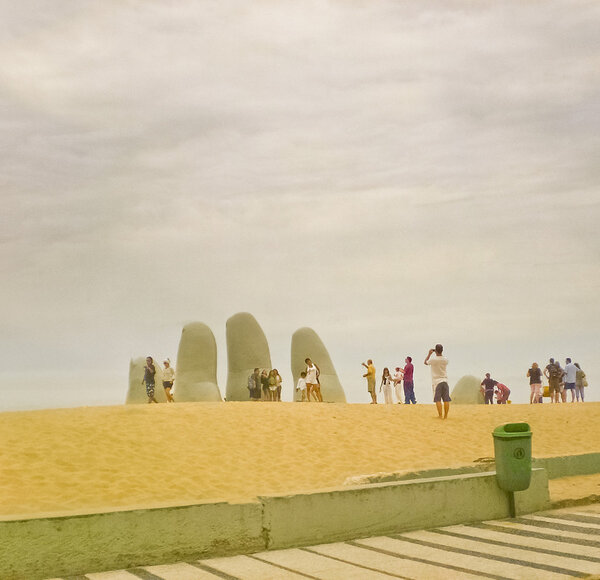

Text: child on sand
xmin=296 ymin=371 xmax=308 ymax=402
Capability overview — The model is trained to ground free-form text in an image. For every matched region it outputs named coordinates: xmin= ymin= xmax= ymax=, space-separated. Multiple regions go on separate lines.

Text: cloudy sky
xmin=1 ymin=0 xmax=599 ymax=410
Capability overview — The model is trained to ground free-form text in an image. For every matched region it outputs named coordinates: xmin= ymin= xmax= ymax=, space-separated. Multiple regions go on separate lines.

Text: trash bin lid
xmin=492 ymin=422 xmax=531 ymax=439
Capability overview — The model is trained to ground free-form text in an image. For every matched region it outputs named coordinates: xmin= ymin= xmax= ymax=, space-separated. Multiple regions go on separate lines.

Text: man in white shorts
xmin=424 ymin=344 xmax=450 ymax=419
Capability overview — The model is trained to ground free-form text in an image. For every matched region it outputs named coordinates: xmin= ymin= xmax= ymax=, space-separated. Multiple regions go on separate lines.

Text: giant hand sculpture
xmin=291 ymin=327 xmax=346 ymax=403
xmin=127 ymin=314 xmax=347 ymax=403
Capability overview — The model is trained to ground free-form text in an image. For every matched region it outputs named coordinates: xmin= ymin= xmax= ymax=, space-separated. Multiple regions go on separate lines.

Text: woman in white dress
xmin=380 ymin=367 xmax=394 ymax=404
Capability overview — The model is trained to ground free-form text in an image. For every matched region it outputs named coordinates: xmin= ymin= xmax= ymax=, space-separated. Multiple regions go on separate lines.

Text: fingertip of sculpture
xmin=226 ymin=312 xmax=272 ymax=401
xmin=451 ymin=375 xmax=485 ymax=404
xmin=291 ymin=327 xmax=346 ymax=403
xmin=175 ymin=322 xmax=222 ymax=402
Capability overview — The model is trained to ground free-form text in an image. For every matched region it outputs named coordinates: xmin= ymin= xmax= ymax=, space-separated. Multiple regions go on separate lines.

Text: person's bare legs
xmin=435 ymin=401 xmax=443 ymax=418
xmin=370 ymin=390 xmax=377 ymax=404
xmin=313 ymin=385 xmax=323 ymax=402
xmin=306 ymin=384 xmax=313 ymax=402
xmin=443 ymin=401 xmax=450 ymax=418
xmin=164 ymin=387 xmax=174 ymax=403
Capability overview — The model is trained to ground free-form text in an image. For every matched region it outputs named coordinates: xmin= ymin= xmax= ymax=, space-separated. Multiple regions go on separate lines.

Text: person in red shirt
xmin=403 ymin=356 xmax=416 ymax=404
xmin=495 ymin=382 xmax=511 ymax=404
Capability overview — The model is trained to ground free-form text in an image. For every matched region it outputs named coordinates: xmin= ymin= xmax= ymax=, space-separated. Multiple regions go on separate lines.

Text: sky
xmin=1 ymin=0 xmax=599 ymax=410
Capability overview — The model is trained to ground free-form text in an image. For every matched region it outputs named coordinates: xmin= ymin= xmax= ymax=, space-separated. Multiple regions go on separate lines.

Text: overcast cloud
xmin=1 ymin=1 xmax=599 ymax=409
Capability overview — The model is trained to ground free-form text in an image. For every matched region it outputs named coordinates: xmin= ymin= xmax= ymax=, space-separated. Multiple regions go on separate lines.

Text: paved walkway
xmin=52 ymin=504 xmax=600 ymax=580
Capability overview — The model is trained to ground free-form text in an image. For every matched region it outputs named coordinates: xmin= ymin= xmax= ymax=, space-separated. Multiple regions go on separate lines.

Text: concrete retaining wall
xmin=0 ymin=501 xmax=264 ymax=580
xmin=261 ymin=469 xmax=548 ymax=550
xmin=533 ymin=452 xmax=600 ymax=479
xmin=0 ymin=469 xmax=549 ymax=580
xmin=347 ymin=452 xmax=600 ymax=486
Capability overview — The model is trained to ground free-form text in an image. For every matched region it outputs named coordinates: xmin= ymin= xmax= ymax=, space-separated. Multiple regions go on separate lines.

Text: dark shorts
xmin=564 ymin=382 xmax=575 ymax=389
xmin=433 ymin=381 xmax=451 ymax=402
xmin=163 ymin=381 xmax=173 ymax=389
xmin=548 ymin=378 xmax=560 ymax=393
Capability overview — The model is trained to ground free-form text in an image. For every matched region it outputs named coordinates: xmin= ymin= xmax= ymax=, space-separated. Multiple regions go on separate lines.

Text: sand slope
xmin=0 ymin=402 xmax=598 ymax=517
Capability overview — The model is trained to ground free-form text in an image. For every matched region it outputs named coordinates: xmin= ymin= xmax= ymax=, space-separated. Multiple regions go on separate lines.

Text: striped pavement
xmin=49 ymin=503 xmax=600 ymax=580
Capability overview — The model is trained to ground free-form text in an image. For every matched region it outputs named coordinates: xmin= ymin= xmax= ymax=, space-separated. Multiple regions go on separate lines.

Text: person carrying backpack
xmin=544 ymin=358 xmax=564 ymax=403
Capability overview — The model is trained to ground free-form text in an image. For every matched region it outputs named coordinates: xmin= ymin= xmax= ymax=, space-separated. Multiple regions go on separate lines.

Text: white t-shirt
xmin=425 ymin=355 xmax=448 ymax=391
xmin=564 ymin=362 xmax=577 ymax=383
xmin=393 ymin=370 xmax=403 ymax=384
xmin=296 ymin=377 xmax=307 ymax=391
xmin=163 ymin=366 xmax=175 ymax=382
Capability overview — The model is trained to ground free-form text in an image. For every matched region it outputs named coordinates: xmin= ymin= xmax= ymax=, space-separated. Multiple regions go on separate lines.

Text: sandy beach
xmin=1 ymin=402 xmax=598 ymax=518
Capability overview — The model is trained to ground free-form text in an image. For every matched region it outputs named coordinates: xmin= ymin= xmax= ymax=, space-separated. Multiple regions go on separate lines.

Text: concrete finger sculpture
xmin=126 ymin=357 xmax=167 ymax=404
xmin=226 ymin=312 xmax=272 ymax=401
xmin=291 ymin=327 xmax=346 ymax=403
xmin=451 ymin=375 xmax=485 ymax=404
xmin=175 ymin=322 xmax=222 ymax=402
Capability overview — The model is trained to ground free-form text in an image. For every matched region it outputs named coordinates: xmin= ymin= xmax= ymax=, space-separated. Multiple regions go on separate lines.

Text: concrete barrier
xmin=0 ymin=501 xmax=264 ymax=580
xmin=346 ymin=452 xmax=600 ymax=486
xmin=533 ymin=452 xmax=600 ymax=479
xmin=0 ymin=468 xmax=550 ymax=579
xmin=261 ymin=469 xmax=549 ymax=550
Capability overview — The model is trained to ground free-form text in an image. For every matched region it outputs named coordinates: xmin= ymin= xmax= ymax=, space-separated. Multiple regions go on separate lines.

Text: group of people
xmin=359 ymin=344 xmax=455 ymax=420
xmin=362 ymin=346 xmax=450 ymax=421
xmin=143 ymin=349 xmax=588 ymax=410
xmin=528 ymin=358 xmax=587 ymax=403
xmin=141 ymin=357 xmax=175 ymax=404
xmin=480 ymin=374 xmax=511 ymax=404
xmin=247 ymin=358 xmax=323 ymax=402
xmin=361 ymin=357 xmax=416 ymax=405
xmin=247 ymin=368 xmax=283 ymax=401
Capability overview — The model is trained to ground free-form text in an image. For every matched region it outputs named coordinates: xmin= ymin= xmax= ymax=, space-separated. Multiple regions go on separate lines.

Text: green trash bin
xmin=492 ymin=422 xmax=532 ymax=492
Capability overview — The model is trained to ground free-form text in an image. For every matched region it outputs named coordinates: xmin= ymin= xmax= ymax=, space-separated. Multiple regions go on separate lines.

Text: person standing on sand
xmin=403 ymin=356 xmax=416 ymax=404
xmin=393 ymin=366 xmax=404 ymax=404
xmin=527 ymin=362 xmax=542 ymax=404
xmin=260 ymin=369 xmax=270 ymax=401
xmin=248 ymin=368 xmax=261 ymax=401
xmin=544 ymin=358 xmax=563 ymax=403
xmin=362 ymin=359 xmax=377 ymax=404
xmin=305 ymin=358 xmax=322 ymax=402
xmin=141 ymin=356 xmax=158 ymax=404
xmin=268 ymin=369 xmax=278 ymax=401
xmin=563 ymin=358 xmax=578 ymax=403
xmin=296 ymin=371 xmax=308 ymax=402
xmin=574 ymin=363 xmax=586 ymax=402
xmin=480 ymin=373 xmax=498 ymax=405
xmin=162 ymin=359 xmax=175 ymax=402
xmin=424 ymin=344 xmax=450 ymax=419
xmin=273 ymin=368 xmax=283 ymax=402
xmin=380 ymin=368 xmax=394 ymax=404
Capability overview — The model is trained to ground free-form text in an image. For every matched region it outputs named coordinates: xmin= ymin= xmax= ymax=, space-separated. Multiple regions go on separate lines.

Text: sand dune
xmin=0 ymin=402 xmax=598 ymax=517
